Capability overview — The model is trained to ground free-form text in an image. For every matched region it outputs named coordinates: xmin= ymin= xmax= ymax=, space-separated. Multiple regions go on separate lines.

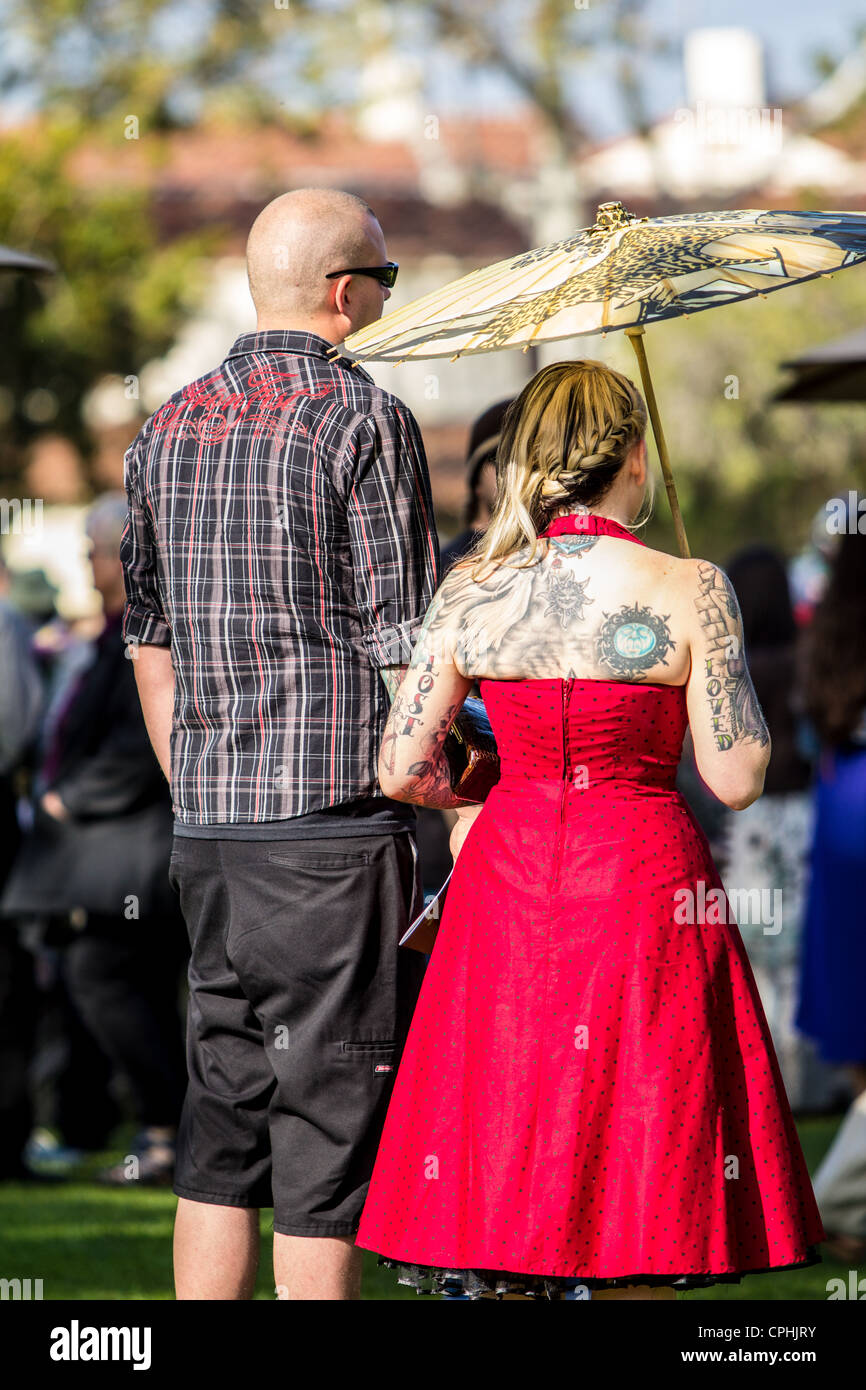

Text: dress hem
xmin=376 ymin=1245 xmax=823 ymax=1298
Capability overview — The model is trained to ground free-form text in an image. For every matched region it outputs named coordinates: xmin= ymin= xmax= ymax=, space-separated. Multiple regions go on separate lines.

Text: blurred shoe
xmin=23 ymin=1127 xmax=85 ymax=1173
xmin=96 ymin=1127 xmax=176 ymax=1187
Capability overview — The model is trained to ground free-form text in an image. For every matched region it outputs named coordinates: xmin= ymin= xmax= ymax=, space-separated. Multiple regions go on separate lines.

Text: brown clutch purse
xmin=399 ymin=698 xmax=500 ymax=955
xmin=442 ymin=695 xmax=501 ymax=803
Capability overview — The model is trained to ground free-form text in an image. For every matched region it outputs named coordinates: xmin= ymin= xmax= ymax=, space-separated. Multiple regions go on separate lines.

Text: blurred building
xmin=583 ymin=28 xmax=866 ymax=205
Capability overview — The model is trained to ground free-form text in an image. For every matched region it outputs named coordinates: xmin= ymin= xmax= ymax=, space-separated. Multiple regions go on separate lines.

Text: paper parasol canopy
xmin=343 ymin=202 xmax=866 ymax=556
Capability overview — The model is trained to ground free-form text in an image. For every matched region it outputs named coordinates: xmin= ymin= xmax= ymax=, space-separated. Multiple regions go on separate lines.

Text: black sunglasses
xmin=325 ymin=262 xmax=399 ymax=289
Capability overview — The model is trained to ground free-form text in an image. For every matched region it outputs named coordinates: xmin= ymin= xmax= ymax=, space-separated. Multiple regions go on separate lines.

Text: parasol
xmin=342 ymin=202 xmax=866 ymax=558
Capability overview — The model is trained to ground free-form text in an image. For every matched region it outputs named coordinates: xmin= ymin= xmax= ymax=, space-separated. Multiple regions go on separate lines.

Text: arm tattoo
xmin=379 ymin=687 xmax=410 ymax=777
xmin=694 ymin=561 xmax=769 ymax=751
xmin=381 ymin=684 xmax=466 ymax=808
xmin=378 ymin=584 xmax=472 ymax=809
xmin=403 ymin=699 xmax=465 ymax=808
xmin=379 ymin=665 xmax=407 ymax=703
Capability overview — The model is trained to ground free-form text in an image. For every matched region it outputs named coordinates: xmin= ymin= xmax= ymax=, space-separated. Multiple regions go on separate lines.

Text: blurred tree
xmin=0 ymin=0 xmax=280 ymax=128
xmin=0 ymin=0 xmax=666 ymax=143
xmin=375 ymin=0 xmax=672 ymax=235
xmin=0 ymin=121 xmax=214 ymax=490
xmin=0 ymin=0 xmax=309 ymax=491
xmin=0 ymin=0 xmax=396 ymax=491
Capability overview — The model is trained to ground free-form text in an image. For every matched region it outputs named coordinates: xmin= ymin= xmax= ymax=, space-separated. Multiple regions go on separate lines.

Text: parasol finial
xmin=591 ymin=201 xmax=648 ymax=234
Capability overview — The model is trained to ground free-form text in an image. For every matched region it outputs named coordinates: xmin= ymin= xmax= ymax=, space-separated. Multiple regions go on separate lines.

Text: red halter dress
xmin=356 ymin=513 xmax=824 ymax=1297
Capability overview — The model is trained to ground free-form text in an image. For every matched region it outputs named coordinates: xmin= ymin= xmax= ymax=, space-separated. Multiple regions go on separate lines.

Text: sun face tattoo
xmin=694 ymin=561 xmax=769 ymax=751
xmin=544 ymin=556 xmax=594 ymax=629
xmin=596 ymin=602 xmax=676 ymax=678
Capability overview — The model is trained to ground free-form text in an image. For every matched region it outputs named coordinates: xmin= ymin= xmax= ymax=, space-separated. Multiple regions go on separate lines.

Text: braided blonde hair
xmin=465 ymin=360 xmax=651 ymax=582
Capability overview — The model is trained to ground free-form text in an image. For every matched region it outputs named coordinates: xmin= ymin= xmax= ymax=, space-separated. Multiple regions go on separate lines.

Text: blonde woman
xmin=356 ymin=361 xmax=824 ymax=1300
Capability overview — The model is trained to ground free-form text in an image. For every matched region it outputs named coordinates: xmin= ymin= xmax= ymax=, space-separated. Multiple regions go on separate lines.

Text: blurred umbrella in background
xmin=774 ymin=324 xmax=866 ymax=403
xmin=344 ymin=202 xmax=866 ymax=559
xmin=0 ymin=246 xmax=56 ymax=277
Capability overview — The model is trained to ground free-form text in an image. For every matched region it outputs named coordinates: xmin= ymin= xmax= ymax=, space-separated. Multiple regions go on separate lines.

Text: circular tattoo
xmin=597 ymin=603 xmax=675 ymax=676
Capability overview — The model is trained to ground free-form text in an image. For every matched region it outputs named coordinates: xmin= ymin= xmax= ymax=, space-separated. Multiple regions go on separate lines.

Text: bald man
xmin=121 ymin=188 xmax=440 ymax=1299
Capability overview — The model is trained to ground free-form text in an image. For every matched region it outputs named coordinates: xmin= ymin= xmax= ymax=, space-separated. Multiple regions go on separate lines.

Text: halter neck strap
xmin=540 ymin=513 xmax=647 ymax=547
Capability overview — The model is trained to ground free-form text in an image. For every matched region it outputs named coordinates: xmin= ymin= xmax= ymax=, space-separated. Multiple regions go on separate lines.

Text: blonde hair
xmin=466 ymin=360 xmax=651 ymax=582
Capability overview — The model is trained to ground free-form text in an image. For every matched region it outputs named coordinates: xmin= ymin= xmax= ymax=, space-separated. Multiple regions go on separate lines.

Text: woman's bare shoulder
xmin=440 ymin=547 xmax=543 ymax=590
xmin=651 ymin=556 xmax=742 ymax=639
xmin=646 ymin=550 xmax=729 ymax=588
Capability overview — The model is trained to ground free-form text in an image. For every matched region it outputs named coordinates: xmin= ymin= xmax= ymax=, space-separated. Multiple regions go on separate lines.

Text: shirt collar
xmin=225 ymin=329 xmax=372 ymax=378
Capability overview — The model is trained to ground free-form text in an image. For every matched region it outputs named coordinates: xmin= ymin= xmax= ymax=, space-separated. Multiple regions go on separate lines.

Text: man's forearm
xmin=130 ymin=641 xmax=174 ymax=783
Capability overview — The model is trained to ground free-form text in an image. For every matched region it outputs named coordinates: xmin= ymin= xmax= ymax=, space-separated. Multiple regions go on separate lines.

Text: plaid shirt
xmin=120 ymin=329 xmax=440 ymax=827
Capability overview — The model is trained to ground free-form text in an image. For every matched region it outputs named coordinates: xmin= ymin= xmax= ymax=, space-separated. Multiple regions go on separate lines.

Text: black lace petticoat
xmin=379 ymin=1247 xmax=823 ymax=1299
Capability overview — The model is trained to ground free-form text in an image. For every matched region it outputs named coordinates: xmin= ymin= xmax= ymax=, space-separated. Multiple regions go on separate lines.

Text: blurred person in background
xmin=0 ymin=493 xmax=188 ymax=1185
xmin=719 ymin=545 xmax=850 ymax=1114
xmin=787 ymin=501 xmax=838 ymax=628
xmin=439 ymin=399 xmax=513 ymax=576
xmin=795 ymin=510 xmax=866 ymax=1261
xmin=0 ymin=552 xmax=43 ymax=879
xmin=0 ymin=551 xmax=118 ymax=1174
xmin=0 ymin=552 xmax=45 ymax=1180
xmin=415 ymin=399 xmax=517 ymax=928
xmin=5 ymin=565 xmax=61 ymax=636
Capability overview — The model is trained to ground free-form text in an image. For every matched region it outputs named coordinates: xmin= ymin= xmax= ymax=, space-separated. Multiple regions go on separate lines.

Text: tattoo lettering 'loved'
xmin=694 ymin=562 xmax=769 ymax=752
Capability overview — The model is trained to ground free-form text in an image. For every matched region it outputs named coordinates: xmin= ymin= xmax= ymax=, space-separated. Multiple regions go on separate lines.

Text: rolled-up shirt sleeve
xmin=120 ymin=438 xmax=172 ymax=649
xmin=345 ymin=403 xmax=440 ymax=668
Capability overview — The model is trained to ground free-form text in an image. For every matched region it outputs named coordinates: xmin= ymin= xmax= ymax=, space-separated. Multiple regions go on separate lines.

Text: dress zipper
xmin=553 ymin=677 xmax=575 ymax=891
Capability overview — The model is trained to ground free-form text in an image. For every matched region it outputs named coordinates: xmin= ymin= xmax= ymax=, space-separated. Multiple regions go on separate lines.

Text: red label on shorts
xmin=374 ymin=1063 xmax=394 ymax=1073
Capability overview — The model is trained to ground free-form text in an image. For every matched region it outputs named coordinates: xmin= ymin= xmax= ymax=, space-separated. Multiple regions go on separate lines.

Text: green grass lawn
xmin=0 ymin=1116 xmax=856 ymax=1301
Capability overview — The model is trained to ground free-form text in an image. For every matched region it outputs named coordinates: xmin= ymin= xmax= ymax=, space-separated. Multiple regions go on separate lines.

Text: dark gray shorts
xmin=168 ymin=831 xmax=426 ymax=1236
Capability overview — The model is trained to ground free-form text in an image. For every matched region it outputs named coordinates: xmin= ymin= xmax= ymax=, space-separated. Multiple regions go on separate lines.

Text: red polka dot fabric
xmin=356 ymin=517 xmax=825 ymax=1294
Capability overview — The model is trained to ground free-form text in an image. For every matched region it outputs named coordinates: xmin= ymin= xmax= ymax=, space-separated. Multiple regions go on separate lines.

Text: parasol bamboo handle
xmin=624 ymin=326 xmax=691 ymax=559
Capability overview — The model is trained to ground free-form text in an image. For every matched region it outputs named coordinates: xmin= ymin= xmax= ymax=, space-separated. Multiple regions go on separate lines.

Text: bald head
xmin=246 ymin=188 xmax=386 ymax=331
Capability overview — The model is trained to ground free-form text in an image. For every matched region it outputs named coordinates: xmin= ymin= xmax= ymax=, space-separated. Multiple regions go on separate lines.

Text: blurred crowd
xmin=0 ymin=408 xmax=864 ymax=1260
xmin=0 ymin=496 xmax=186 ymax=1187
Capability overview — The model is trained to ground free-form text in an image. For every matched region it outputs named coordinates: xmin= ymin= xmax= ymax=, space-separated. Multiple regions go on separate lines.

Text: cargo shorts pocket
xmin=340 ymin=1040 xmax=397 ymax=1073
xmin=266 ymin=847 xmax=372 ymax=869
